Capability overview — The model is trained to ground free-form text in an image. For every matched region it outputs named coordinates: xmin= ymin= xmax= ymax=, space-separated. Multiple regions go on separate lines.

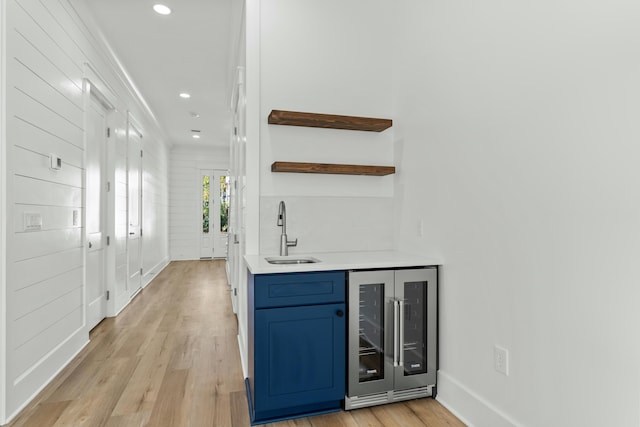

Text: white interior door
xmin=127 ymin=123 xmax=142 ymax=297
xmin=86 ymin=93 xmax=108 ymax=330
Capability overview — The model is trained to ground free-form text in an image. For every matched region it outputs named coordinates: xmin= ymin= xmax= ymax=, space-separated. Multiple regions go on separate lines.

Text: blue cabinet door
xmin=254 ymin=303 xmax=345 ymax=417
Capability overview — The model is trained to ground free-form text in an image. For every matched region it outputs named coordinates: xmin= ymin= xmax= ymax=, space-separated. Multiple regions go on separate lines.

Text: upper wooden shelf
xmin=268 ymin=110 xmax=392 ymax=132
xmin=271 ymin=162 xmax=395 ymax=176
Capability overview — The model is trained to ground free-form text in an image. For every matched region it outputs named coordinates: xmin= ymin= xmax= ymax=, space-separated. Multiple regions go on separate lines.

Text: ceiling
xmin=82 ymin=0 xmax=234 ymax=148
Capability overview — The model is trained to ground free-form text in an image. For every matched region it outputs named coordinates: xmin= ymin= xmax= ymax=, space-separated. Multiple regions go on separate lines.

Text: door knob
xmin=336 ymin=310 xmax=344 ymax=317
xmin=88 ymin=242 xmax=92 ymax=249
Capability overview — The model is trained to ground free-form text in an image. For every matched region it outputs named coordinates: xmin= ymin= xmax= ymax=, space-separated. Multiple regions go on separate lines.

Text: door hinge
xmin=107 ymin=181 xmax=111 ymax=192
xmin=106 ymin=290 xmax=110 ymax=300
xmin=140 ymin=150 xmax=143 ymax=158
xmin=234 ymin=288 xmax=237 ymax=296
xmin=140 ymin=228 xmax=143 ymax=237
xmin=140 ymin=268 xmax=143 ymax=275
xmin=106 ymin=236 xmax=110 ymax=246
xmin=107 ymin=127 xmax=111 ymax=138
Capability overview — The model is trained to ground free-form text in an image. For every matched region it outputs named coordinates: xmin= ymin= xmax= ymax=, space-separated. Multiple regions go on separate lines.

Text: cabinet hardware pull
xmin=399 ymin=300 xmax=405 ymax=368
xmin=336 ymin=310 xmax=344 ymax=317
xmin=393 ymin=300 xmax=400 ymax=367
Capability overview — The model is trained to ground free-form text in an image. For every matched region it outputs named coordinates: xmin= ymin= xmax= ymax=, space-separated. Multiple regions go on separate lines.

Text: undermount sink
xmin=265 ymin=256 xmax=321 ymax=265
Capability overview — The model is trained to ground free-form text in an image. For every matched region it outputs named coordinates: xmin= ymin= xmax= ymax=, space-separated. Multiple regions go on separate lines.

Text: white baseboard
xmin=5 ymin=333 xmax=89 ymax=425
xmin=238 ymin=333 xmax=248 ymax=379
xmin=436 ymin=370 xmax=522 ymax=427
xmin=142 ymin=257 xmax=170 ymax=288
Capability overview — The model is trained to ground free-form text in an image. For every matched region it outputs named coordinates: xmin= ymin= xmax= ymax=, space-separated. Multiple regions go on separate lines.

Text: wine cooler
xmin=345 ymin=267 xmax=437 ymax=410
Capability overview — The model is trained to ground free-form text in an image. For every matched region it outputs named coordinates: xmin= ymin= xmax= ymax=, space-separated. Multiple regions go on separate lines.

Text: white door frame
xmin=84 ymin=80 xmax=112 ymax=330
xmin=126 ymin=116 xmax=143 ymax=298
xmin=82 ymin=65 xmax=117 ymax=332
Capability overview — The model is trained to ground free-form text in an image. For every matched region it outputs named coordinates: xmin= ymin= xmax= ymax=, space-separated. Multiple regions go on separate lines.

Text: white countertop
xmin=244 ymin=250 xmax=442 ymax=274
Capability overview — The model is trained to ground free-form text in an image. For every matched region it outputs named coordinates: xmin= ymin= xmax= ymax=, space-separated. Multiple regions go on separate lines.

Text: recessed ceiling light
xmin=189 ymin=111 xmax=200 ymax=118
xmin=153 ymin=4 xmax=171 ymax=15
xmin=179 ymin=92 xmax=191 ymax=99
xmin=192 ymin=134 xmax=201 ymax=139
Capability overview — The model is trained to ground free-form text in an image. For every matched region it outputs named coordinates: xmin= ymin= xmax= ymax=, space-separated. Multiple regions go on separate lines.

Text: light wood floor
xmin=6 ymin=260 xmax=466 ymax=427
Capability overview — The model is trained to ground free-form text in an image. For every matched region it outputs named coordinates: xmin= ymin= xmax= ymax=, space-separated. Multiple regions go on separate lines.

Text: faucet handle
xmin=287 ymin=238 xmax=298 ymax=247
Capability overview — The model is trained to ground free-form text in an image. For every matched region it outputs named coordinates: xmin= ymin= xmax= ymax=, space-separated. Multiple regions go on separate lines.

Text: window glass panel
xmin=202 ymin=175 xmax=210 ymax=234
xmin=220 ymin=176 xmax=229 ymax=233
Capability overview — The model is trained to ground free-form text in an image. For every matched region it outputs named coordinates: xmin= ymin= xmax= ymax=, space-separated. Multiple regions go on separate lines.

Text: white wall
xmin=392 ymin=1 xmax=640 ymax=426
xmin=2 ymin=0 xmax=170 ymax=422
xmin=0 ymin=0 xmax=7 ymax=421
xmin=141 ymin=135 xmax=169 ymax=286
xmin=169 ymin=146 xmax=229 ymax=261
xmin=257 ymin=0 xmax=395 ymax=254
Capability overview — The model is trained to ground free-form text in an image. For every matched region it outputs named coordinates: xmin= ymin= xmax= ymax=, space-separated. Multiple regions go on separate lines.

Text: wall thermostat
xmin=49 ymin=154 xmax=62 ymax=170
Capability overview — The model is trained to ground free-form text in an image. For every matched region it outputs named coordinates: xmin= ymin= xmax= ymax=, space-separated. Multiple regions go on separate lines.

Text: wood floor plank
xmin=145 ymin=369 xmax=191 ymax=427
xmin=349 ymin=407 xmax=386 ymax=427
xmin=6 ymin=400 xmax=71 ymax=427
xmin=6 ymin=260 xmax=465 ymax=427
xmin=111 ymin=332 xmax=175 ymax=416
xmin=230 ymin=390 xmax=252 ymax=427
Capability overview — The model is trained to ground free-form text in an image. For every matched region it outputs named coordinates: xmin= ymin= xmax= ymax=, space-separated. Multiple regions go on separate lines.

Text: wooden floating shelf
xmin=268 ymin=110 xmax=392 ymax=132
xmin=271 ymin=162 xmax=395 ymax=176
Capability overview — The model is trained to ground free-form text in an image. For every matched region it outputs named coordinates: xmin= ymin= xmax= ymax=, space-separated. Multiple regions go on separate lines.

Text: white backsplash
xmin=259 ymin=196 xmax=394 ymax=255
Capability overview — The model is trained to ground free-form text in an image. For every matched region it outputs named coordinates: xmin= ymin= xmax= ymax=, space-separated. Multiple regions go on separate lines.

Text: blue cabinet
xmin=247 ymin=271 xmax=346 ymax=424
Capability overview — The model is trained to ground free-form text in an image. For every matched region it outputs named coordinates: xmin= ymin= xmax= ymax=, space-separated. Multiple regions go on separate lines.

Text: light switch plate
xmin=24 ymin=212 xmax=42 ymax=231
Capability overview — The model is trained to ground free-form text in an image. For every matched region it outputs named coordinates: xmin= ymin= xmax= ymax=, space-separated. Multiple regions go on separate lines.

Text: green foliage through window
xmin=202 ymin=175 xmax=210 ymax=233
xmin=220 ymin=176 xmax=229 ymax=233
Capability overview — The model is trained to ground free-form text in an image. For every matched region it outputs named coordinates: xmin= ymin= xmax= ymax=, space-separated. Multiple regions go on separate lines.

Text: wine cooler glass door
xmin=394 ymin=268 xmax=438 ymax=390
xmin=347 ymin=270 xmax=394 ymax=397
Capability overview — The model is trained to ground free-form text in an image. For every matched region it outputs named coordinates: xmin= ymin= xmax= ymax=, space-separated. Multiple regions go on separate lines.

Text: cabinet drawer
xmin=254 ymin=271 xmax=345 ymax=308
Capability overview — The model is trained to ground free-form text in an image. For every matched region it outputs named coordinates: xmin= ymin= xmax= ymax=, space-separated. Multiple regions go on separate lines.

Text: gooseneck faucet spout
xmin=277 ymin=201 xmax=298 ymax=256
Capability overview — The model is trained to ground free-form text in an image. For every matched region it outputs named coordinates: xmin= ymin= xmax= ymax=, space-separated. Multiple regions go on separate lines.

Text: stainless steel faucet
xmin=277 ymin=200 xmax=298 ymax=256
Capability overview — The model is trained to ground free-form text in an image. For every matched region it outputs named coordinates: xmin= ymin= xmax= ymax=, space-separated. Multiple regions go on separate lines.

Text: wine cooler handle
xmin=393 ymin=299 xmax=399 ymax=367
xmin=399 ymin=300 xmax=405 ymax=368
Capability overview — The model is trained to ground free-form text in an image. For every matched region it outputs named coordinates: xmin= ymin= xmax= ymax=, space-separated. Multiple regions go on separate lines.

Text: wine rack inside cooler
xmin=358 ymin=283 xmax=384 ymax=383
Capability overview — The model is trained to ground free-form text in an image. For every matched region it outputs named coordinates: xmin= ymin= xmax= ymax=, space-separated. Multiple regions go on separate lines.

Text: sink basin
xmin=265 ymin=256 xmax=321 ymax=265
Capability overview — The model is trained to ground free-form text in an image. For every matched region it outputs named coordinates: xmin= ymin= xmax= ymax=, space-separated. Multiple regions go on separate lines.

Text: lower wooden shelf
xmin=271 ymin=162 xmax=396 ymax=176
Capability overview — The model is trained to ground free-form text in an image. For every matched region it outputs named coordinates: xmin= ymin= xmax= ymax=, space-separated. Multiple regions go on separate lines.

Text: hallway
xmin=6 ymin=261 xmax=464 ymax=427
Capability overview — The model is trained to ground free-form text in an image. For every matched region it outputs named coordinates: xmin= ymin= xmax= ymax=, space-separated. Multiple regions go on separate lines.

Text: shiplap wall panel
xmin=141 ymin=137 xmax=169 ymax=278
xmin=14 ymin=175 xmax=82 ymax=206
xmin=13 ymin=205 xmax=81 ymax=232
xmin=11 ymin=88 xmax=83 ymax=147
xmin=10 ymin=248 xmax=82 ymax=291
xmin=9 ymin=0 xmax=83 ymax=83
xmin=15 ymin=0 xmax=86 ymax=66
xmin=6 ymin=0 xmax=85 ymax=414
xmin=10 ymin=32 xmax=82 ymax=108
xmin=12 ymin=269 xmax=81 ymax=320
xmin=12 ymin=229 xmax=82 ymax=261
xmin=12 ymin=146 xmax=83 ymax=187
xmin=169 ymin=147 xmax=228 ymax=260
xmin=11 ymin=60 xmax=83 ymax=125
xmin=3 ymin=0 xmax=171 ymax=419
xmin=11 ymin=117 xmax=83 ymax=168
xmin=11 ymin=307 xmax=82 ymax=382
xmin=12 ymin=287 xmax=82 ymax=347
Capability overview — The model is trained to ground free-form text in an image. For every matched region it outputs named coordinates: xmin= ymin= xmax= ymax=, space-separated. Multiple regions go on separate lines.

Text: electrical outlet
xmin=494 ymin=345 xmax=509 ymax=376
